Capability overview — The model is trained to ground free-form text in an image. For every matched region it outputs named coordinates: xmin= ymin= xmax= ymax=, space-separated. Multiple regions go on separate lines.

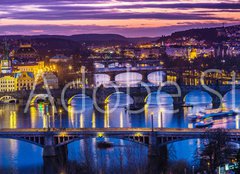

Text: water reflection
xmin=0 ymin=90 xmax=239 ymax=173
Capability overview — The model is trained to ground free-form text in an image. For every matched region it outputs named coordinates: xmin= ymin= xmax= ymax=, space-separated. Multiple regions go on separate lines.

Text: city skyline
xmin=0 ymin=0 xmax=239 ymax=37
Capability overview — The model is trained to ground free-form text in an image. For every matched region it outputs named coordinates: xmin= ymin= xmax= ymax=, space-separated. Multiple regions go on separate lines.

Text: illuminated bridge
xmin=0 ymin=84 xmax=238 ymax=108
xmin=0 ymin=128 xmax=240 ymax=158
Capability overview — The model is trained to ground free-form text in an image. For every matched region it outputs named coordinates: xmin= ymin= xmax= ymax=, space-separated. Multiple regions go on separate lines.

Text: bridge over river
xmin=0 ymin=128 xmax=240 ymax=158
xmin=0 ymin=84 xmax=239 ymax=109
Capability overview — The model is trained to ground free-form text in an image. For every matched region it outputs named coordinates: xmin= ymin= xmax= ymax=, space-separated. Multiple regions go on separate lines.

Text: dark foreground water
xmin=0 ymin=90 xmax=240 ymax=173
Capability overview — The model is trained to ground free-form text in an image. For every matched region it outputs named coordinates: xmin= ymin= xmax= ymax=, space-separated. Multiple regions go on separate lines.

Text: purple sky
xmin=0 ymin=0 xmax=239 ymax=37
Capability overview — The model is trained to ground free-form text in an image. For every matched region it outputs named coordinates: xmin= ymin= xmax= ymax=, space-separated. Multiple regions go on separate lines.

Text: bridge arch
xmin=115 ymin=72 xmax=142 ymax=86
xmin=184 ymin=90 xmax=212 ymax=105
xmin=0 ymin=136 xmax=44 ymax=147
xmin=68 ymin=94 xmax=93 ymax=106
xmin=105 ymin=92 xmax=134 ymax=106
xmin=147 ymin=71 xmax=166 ymax=85
xmin=0 ymin=96 xmax=18 ymax=104
xmin=52 ymin=133 xmax=240 ymax=148
xmin=144 ymin=91 xmax=173 ymax=105
xmin=30 ymin=94 xmax=50 ymax=105
xmin=94 ymin=74 xmax=111 ymax=87
xmin=55 ymin=136 xmax=149 ymax=148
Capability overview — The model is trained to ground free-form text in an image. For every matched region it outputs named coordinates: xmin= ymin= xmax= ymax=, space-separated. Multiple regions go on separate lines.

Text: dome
xmin=15 ymin=44 xmax=39 ymax=62
xmin=16 ymin=44 xmax=37 ymax=55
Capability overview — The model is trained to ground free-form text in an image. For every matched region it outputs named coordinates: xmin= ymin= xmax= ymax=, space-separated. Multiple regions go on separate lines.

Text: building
xmin=166 ymin=46 xmax=188 ymax=58
xmin=14 ymin=61 xmax=45 ymax=76
xmin=1 ymin=42 xmax=12 ymax=74
xmin=14 ymin=44 xmax=39 ymax=63
xmin=188 ymin=48 xmax=197 ymax=60
xmin=0 ymin=75 xmax=17 ymax=92
xmin=43 ymin=72 xmax=59 ymax=89
xmin=15 ymin=72 xmax=34 ymax=91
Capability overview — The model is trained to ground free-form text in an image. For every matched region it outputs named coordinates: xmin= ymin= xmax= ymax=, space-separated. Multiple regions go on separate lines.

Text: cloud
xmin=0 ymin=0 xmax=239 ymax=36
xmin=0 ymin=22 xmax=238 ymax=37
xmin=0 ymin=1 xmax=239 ymax=21
xmin=2 ymin=10 xmax=231 ymax=20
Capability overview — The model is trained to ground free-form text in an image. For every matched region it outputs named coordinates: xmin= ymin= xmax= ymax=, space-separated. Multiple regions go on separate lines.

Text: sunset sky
xmin=0 ymin=0 xmax=239 ymax=37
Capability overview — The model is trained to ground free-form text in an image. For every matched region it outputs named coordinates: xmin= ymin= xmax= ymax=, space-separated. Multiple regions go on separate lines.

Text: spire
xmin=2 ymin=38 xmax=9 ymax=60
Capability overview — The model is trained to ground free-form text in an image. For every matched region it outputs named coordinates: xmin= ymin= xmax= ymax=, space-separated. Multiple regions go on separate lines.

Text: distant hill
xmin=69 ymin=34 xmax=158 ymax=45
xmin=158 ymin=24 xmax=240 ymax=43
xmin=0 ymin=34 xmax=158 ymax=46
xmin=171 ymin=28 xmax=218 ymax=41
xmin=0 ymin=34 xmax=159 ymax=58
xmin=69 ymin=34 xmax=128 ymax=45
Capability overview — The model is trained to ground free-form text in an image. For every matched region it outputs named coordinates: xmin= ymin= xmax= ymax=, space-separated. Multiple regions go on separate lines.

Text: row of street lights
xmin=45 ymin=103 xmax=163 ymax=131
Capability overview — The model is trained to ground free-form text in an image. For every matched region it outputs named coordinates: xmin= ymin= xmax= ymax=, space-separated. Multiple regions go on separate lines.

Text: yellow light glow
xmin=97 ymin=132 xmax=104 ymax=138
xmin=104 ymin=104 xmax=109 ymax=128
xmin=43 ymin=114 xmax=47 ymax=128
xmin=135 ymin=132 xmax=143 ymax=137
xmin=10 ymin=111 xmax=17 ymax=128
xmin=59 ymin=132 xmax=67 ymax=137
xmin=92 ymin=112 xmax=96 ymax=128
xmin=59 ymin=108 xmax=63 ymax=113
xmin=80 ymin=113 xmax=84 ymax=128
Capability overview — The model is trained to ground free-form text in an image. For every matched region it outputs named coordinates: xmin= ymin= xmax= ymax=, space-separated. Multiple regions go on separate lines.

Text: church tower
xmin=1 ymin=41 xmax=12 ymax=74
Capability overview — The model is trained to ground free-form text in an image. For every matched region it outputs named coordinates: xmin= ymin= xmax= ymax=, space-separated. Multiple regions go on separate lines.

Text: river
xmin=0 ymin=90 xmax=239 ymax=173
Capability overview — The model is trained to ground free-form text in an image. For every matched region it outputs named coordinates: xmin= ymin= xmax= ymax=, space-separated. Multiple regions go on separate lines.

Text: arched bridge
xmin=0 ymin=84 xmax=238 ymax=108
xmin=0 ymin=128 xmax=240 ymax=158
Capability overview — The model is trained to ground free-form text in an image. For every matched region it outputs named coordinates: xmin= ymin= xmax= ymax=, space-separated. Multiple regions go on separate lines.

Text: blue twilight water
xmin=0 ymin=90 xmax=239 ymax=173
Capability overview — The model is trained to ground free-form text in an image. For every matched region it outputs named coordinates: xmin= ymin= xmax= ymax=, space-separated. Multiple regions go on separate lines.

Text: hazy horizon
xmin=0 ymin=0 xmax=239 ymax=37
xmin=0 ymin=23 xmax=239 ymax=38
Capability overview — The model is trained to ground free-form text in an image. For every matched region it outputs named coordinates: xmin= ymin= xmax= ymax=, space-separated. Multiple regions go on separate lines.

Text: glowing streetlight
xmin=59 ymin=108 xmax=63 ymax=128
xmin=160 ymin=108 xmax=164 ymax=128
xmin=151 ymin=112 xmax=154 ymax=132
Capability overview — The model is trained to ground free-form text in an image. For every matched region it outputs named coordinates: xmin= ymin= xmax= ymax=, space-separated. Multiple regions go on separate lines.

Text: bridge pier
xmin=56 ymin=145 xmax=68 ymax=161
xmin=148 ymin=132 xmax=169 ymax=173
xmin=43 ymin=146 xmax=56 ymax=157
xmin=43 ymin=132 xmax=69 ymax=159
xmin=148 ymin=132 xmax=159 ymax=157
xmin=148 ymin=145 xmax=168 ymax=174
xmin=43 ymin=148 xmax=68 ymax=174
xmin=43 ymin=132 xmax=56 ymax=157
xmin=43 ymin=145 xmax=68 ymax=159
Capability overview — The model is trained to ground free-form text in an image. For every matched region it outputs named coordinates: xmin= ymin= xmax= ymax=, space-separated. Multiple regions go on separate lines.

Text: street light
xmin=59 ymin=108 xmax=63 ymax=128
xmin=151 ymin=112 xmax=154 ymax=132
xmin=47 ymin=112 xmax=50 ymax=131
xmin=161 ymin=110 xmax=163 ymax=128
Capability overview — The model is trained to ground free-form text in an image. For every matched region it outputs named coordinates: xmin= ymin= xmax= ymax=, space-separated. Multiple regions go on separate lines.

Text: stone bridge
xmin=0 ymin=84 xmax=238 ymax=108
xmin=0 ymin=128 xmax=240 ymax=158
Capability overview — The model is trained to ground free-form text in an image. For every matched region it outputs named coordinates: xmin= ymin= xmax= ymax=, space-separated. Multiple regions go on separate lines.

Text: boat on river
xmin=195 ymin=117 xmax=214 ymax=128
xmin=198 ymin=108 xmax=237 ymax=120
xmin=187 ymin=108 xmax=237 ymax=121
